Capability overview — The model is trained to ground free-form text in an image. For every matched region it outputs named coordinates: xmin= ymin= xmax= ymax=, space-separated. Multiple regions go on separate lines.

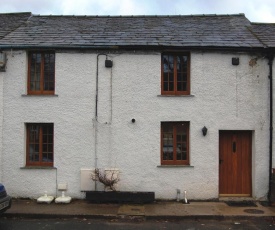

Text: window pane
xmin=43 ymin=134 xmax=48 ymax=143
xmin=168 ymin=55 xmax=174 ymax=71
xmin=42 ymin=153 xmax=53 ymax=162
xmin=48 ymin=153 xmax=53 ymax=162
xmin=49 ymin=72 xmax=54 ymax=82
xmin=176 ymin=150 xmax=181 ymax=160
xmin=49 ymin=82 xmax=54 ymax=91
xmin=169 ymin=82 xmax=174 ymax=91
xmin=162 ymin=74 xmax=174 ymax=91
xmin=177 ymin=55 xmax=188 ymax=72
xmin=162 ymin=123 xmax=174 ymax=160
xmin=48 ymin=135 xmax=53 ymax=143
xmin=177 ymin=82 xmax=182 ymax=91
xmin=28 ymin=143 xmax=40 ymax=162
xmin=163 ymin=55 xmax=168 ymax=72
xmin=163 ymin=55 xmax=174 ymax=73
xmin=177 ymin=151 xmax=187 ymax=160
xmin=43 ymin=144 xmax=48 ymax=152
xmin=163 ymin=73 xmax=168 ymax=82
xmin=163 ymin=82 xmax=168 ymax=91
xmin=48 ymin=124 xmax=54 ymax=133
xmin=44 ymin=82 xmax=49 ymax=90
xmin=177 ymin=72 xmax=183 ymax=81
xmin=35 ymin=81 xmax=40 ymax=91
xmin=43 ymin=125 xmax=49 ymax=134
xmin=163 ymin=151 xmax=173 ymax=160
xmin=42 ymin=124 xmax=54 ymax=163
xmin=176 ymin=123 xmax=187 ymax=161
xmin=48 ymin=144 xmax=53 ymax=152
xmin=182 ymin=82 xmax=187 ymax=91
xmin=30 ymin=54 xmax=41 ymax=91
xmin=182 ymin=151 xmax=187 ymax=160
xmin=177 ymin=56 xmax=181 ymax=71
xmin=43 ymin=53 xmax=55 ymax=92
xmin=29 ymin=125 xmax=39 ymax=142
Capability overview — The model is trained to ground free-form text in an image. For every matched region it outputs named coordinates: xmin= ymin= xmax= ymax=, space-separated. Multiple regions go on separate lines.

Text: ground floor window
xmin=161 ymin=122 xmax=189 ymax=165
xmin=26 ymin=123 xmax=54 ymax=167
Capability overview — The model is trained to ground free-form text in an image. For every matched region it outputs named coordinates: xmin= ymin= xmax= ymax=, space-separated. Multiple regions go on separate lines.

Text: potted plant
xmin=85 ymin=168 xmax=155 ymax=203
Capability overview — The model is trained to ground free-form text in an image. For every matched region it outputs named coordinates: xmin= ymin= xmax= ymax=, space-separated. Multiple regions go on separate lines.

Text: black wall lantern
xmin=202 ymin=126 xmax=208 ymax=136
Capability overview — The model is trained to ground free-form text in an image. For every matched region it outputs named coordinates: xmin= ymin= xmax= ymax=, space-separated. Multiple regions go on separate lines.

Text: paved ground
xmin=1 ymin=218 xmax=275 ymax=230
xmin=2 ymin=199 xmax=275 ymax=220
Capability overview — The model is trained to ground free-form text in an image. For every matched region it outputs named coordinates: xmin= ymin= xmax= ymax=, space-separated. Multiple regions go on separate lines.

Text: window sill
xmin=157 ymin=165 xmax=194 ymax=168
xmin=21 ymin=94 xmax=58 ymax=97
xmin=20 ymin=166 xmax=57 ymax=170
xmin=157 ymin=95 xmax=195 ymax=97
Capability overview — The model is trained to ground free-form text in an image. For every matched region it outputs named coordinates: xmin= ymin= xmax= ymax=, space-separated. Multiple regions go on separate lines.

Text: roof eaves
xmin=0 ymin=44 xmax=266 ymax=52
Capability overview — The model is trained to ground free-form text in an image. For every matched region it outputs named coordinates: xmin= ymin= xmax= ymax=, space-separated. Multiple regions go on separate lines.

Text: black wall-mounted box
xmin=105 ymin=60 xmax=113 ymax=68
xmin=232 ymin=57 xmax=239 ymax=66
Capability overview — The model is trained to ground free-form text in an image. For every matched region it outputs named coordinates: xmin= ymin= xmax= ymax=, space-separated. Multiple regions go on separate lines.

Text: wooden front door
xmin=219 ymin=131 xmax=252 ymax=196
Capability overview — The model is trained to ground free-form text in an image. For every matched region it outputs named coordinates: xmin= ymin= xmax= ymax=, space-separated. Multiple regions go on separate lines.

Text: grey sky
xmin=1 ymin=0 xmax=275 ymax=23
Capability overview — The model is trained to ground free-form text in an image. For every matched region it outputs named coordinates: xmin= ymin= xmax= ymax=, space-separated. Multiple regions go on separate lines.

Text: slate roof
xmin=250 ymin=23 xmax=275 ymax=48
xmin=0 ymin=12 xmax=31 ymax=39
xmin=0 ymin=13 xmax=272 ymax=50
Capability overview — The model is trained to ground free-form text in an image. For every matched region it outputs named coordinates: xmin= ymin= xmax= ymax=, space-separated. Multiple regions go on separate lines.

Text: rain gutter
xmin=0 ymin=45 xmax=266 ymax=53
xmin=94 ymin=53 xmax=107 ymax=191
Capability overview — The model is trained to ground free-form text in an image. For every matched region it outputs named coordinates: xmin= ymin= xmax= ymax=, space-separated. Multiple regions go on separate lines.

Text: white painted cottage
xmin=0 ymin=12 xmax=274 ymax=201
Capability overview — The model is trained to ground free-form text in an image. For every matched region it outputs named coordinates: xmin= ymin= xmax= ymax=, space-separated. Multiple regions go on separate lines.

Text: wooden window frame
xmin=161 ymin=53 xmax=190 ymax=95
xmin=28 ymin=51 xmax=55 ymax=95
xmin=26 ymin=123 xmax=54 ymax=167
xmin=161 ymin=122 xmax=190 ymax=165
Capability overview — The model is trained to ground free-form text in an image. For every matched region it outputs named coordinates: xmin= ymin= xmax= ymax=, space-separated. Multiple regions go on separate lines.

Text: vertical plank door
xmin=219 ymin=131 xmax=252 ymax=196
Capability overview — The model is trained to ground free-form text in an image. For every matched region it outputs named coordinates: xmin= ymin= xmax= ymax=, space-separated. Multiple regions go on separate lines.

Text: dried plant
xmin=91 ymin=168 xmax=119 ymax=191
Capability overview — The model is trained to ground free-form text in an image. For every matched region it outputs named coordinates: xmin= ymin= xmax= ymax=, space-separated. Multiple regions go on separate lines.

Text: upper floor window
xmin=28 ymin=52 xmax=55 ymax=95
xmin=161 ymin=122 xmax=189 ymax=165
xmin=26 ymin=123 xmax=54 ymax=167
xmin=161 ymin=53 xmax=190 ymax=95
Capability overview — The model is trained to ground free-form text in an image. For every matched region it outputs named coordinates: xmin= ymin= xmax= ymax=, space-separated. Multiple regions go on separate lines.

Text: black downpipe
xmin=268 ymin=54 xmax=274 ymax=203
xmin=95 ymin=53 xmax=107 ymax=120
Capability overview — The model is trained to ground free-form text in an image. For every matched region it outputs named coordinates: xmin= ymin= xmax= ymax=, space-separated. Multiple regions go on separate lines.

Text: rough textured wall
xmin=2 ymin=51 xmax=96 ymax=198
xmin=0 ymin=67 xmax=3 ymax=182
xmin=1 ymin=50 xmax=270 ymax=200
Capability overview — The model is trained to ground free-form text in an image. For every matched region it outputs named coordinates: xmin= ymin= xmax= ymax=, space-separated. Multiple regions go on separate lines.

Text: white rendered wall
xmin=1 ymin=50 xmax=270 ymax=200
xmin=0 ymin=63 xmax=3 ymax=182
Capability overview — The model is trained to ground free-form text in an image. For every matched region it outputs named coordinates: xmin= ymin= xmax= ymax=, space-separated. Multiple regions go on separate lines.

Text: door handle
xmin=219 ymin=159 xmax=223 ymax=164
